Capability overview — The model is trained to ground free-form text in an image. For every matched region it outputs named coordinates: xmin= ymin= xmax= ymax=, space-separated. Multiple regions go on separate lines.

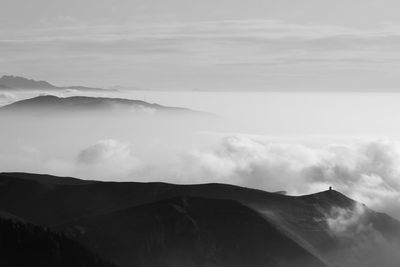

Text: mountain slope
xmin=64 ymin=197 xmax=327 ymax=267
xmin=0 ymin=75 xmax=56 ymax=89
xmin=293 ymin=190 xmax=400 ymax=266
xmin=0 ymin=214 xmax=116 ymax=267
xmin=0 ymin=173 xmax=286 ymax=226
xmin=0 ymin=95 xmax=204 ymax=115
xmin=1 ymin=172 xmax=400 ymax=267
xmin=0 ymin=75 xmax=112 ymax=91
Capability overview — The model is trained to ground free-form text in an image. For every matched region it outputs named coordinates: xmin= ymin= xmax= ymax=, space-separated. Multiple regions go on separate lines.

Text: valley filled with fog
xmin=2 ymin=89 xmax=400 ymax=221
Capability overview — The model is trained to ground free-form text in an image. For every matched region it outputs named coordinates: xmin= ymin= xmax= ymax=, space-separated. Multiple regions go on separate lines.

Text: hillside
xmin=0 ymin=95 xmax=204 ymax=115
xmin=0 ymin=214 xmax=115 ymax=267
xmin=0 ymin=75 xmax=56 ymax=90
xmin=1 ymin=172 xmax=400 ymax=267
xmin=0 ymin=75 xmax=112 ymax=92
xmin=64 ymin=197 xmax=326 ymax=267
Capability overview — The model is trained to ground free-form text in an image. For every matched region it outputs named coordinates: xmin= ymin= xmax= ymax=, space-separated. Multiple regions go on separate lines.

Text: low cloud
xmin=2 ymin=133 xmax=400 ymax=220
xmin=0 ymin=92 xmax=17 ymax=105
xmin=69 ymin=135 xmax=400 ymax=219
xmin=326 ymin=204 xmax=369 ymax=234
xmin=325 ymin=204 xmax=400 ymax=267
xmin=164 ymin=135 xmax=400 ymax=219
xmin=76 ymin=139 xmax=140 ymax=179
xmin=4 ymin=20 xmax=400 ymax=90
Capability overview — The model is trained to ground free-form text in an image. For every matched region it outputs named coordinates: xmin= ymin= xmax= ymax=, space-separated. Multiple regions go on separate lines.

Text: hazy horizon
xmin=3 ymin=0 xmax=400 ymax=91
xmin=2 ymin=89 xmax=400 ymax=221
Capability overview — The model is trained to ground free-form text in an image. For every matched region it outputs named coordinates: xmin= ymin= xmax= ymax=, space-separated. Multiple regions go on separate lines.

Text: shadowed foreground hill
xmin=0 ymin=215 xmax=115 ymax=267
xmin=64 ymin=197 xmax=326 ymax=267
xmin=1 ymin=172 xmax=400 ymax=267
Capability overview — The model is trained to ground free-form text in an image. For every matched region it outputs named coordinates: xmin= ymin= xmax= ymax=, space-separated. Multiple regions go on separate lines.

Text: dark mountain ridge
xmin=0 ymin=214 xmax=116 ymax=267
xmin=65 ymin=196 xmax=326 ymax=267
xmin=1 ymin=172 xmax=399 ymax=267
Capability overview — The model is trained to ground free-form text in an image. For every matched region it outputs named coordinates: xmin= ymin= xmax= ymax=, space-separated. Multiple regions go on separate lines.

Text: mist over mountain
xmin=0 ymin=75 xmax=56 ymax=90
xmin=0 ymin=75 xmax=113 ymax=92
xmin=0 ymin=95 xmax=207 ymax=116
xmin=4 ymin=0 xmax=400 ymax=266
xmin=1 ymin=172 xmax=399 ymax=267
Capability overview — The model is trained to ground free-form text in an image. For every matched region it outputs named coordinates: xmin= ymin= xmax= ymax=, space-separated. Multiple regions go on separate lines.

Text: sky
xmin=2 ymin=0 xmax=400 ymax=90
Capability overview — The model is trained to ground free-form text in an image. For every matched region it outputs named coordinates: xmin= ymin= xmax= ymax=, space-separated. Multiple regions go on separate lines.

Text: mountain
xmin=0 ymin=213 xmax=116 ymax=267
xmin=0 ymin=95 xmax=205 ymax=115
xmin=1 ymin=172 xmax=400 ymax=267
xmin=64 ymin=197 xmax=326 ymax=267
xmin=0 ymin=75 xmax=113 ymax=92
xmin=62 ymin=85 xmax=112 ymax=92
xmin=0 ymin=75 xmax=56 ymax=89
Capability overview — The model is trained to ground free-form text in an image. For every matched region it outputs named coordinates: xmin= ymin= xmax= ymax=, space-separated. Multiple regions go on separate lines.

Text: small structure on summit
xmin=329 ymin=186 xmax=332 ymax=191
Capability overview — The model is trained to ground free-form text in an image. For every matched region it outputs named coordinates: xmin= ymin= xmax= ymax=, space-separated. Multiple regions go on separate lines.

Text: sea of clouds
xmin=1 ymin=92 xmax=400 ymax=220
xmin=4 ymin=133 xmax=398 ymax=219
xmin=74 ymin=135 xmax=400 ymax=217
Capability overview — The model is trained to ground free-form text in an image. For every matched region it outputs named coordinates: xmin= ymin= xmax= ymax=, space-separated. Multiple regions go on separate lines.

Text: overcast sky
xmin=2 ymin=0 xmax=400 ymax=90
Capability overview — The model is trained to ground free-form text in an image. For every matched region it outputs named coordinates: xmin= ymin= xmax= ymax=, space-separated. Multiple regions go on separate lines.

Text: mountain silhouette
xmin=1 ymin=172 xmax=400 ymax=267
xmin=64 ymin=196 xmax=327 ymax=267
xmin=0 ymin=75 xmax=113 ymax=92
xmin=0 ymin=213 xmax=116 ymax=267
xmin=0 ymin=95 xmax=205 ymax=115
xmin=0 ymin=75 xmax=56 ymax=89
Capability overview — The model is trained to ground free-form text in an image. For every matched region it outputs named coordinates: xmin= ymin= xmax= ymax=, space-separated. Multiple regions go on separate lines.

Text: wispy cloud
xmin=3 ymin=20 xmax=400 ymax=88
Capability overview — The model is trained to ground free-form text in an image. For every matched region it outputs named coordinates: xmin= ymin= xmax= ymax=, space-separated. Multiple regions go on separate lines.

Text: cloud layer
xmin=325 ymin=204 xmax=400 ymax=267
xmin=172 ymin=135 xmax=400 ymax=217
xmin=3 ymin=19 xmax=400 ymax=89
xmin=2 ymin=131 xmax=400 ymax=219
xmin=67 ymin=135 xmax=400 ymax=219
xmin=0 ymin=92 xmax=17 ymax=105
xmin=76 ymin=139 xmax=140 ymax=178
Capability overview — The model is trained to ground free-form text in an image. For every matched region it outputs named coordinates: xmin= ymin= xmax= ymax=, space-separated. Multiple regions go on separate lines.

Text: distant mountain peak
xmin=0 ymin=95 xmax=206 ymax=116
xmin=0 ymin=75 xmax=56 ymax=89
xmin=1 ymin=75 xmax=46 ymax=82
xmin=0 ymin=75 xmax=115 ymax=92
